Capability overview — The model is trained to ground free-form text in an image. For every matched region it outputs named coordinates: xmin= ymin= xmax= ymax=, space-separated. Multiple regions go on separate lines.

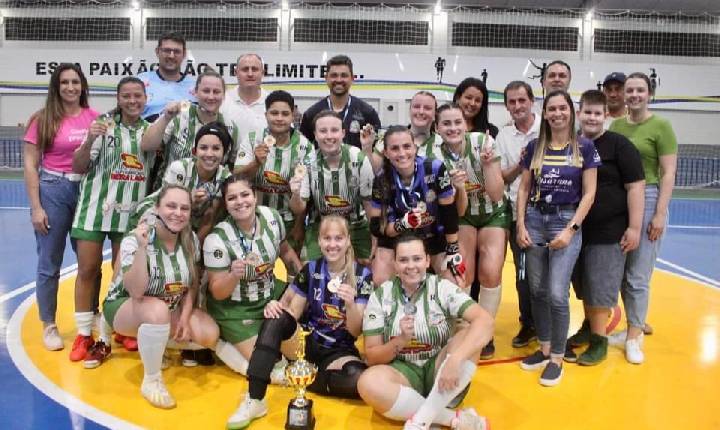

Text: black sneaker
xmin=195 ymin=348 xmax=215 ymax=366
xmin=563 ymin=344 xmax=578 ymax=363
xmin=181 ymin=350 xmax=198 ymax=367
xmin=539 ymin=362 xmax=563 ymax=386
xmin=520 ymin=350 xmax=549 ymax=371
xmin=479 ymin=338 xmax=495 ymax=360
xmin=512 ymin=325 xmax=537 ymax=348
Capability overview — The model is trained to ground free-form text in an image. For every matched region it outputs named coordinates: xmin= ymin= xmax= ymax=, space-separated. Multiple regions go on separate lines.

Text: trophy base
xmin=285 ymin=398 xmax=315 ymax=430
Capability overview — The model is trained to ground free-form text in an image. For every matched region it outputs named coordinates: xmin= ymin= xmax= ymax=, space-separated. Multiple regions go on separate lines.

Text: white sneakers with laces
xmin=141 ymin=375 xmax=176 ymax=409
xmin=227 ymin=393 xmax=268 ymax=430
xmin=42 ymin=324 xmax=64 ymax=351
xmin=625 ymin=334 xmax=645 ymax=364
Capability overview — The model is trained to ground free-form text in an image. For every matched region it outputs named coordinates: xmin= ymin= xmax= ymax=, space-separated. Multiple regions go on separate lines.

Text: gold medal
xmin=263 ymin=135 xmax=276 ymax=148
xmin=245 ymin=252 xmax=261 ymax=266
xmin=294 ymin=163 xmax=307 ymax=178
xmin=327 ymin=276 xmax=342 ymax=294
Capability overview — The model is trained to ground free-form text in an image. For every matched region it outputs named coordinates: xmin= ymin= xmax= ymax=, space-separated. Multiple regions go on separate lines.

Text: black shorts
xmin=305 ymin=334 xmax=360 ymax=372
xmin=377 ymin=233 xmax=446 ymax=256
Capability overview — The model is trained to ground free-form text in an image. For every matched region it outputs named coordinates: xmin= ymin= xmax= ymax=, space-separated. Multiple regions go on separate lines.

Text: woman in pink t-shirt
xmin=23 ymin=63 xmax=98 ymax=353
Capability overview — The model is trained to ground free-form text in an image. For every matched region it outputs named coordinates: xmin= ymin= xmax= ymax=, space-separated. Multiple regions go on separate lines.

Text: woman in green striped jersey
xmin=289 ymin=110 xmax=374 ymax=263
xmin=434 ymin=103 xmax=508 ymax=360
xmin=368 ymin=91 xmax=443 ymax=173
xmin=70 ymin=77 xmax=152 ymax=363
xmin=204 ymin=175 xmax=303 ymax=375
xmin=234 ymin=90 xmax=313 ymax=256
xmin=101 ymin=185 xmax=221 ymax=409
xmin=359 ymin=234 xmax=493 ymax=430
xmin=141 ymin=68 xmax=238 ymax=192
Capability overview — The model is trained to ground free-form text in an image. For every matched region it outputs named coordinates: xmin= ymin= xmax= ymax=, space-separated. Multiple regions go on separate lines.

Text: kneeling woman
xmin=102 ymin=185 xmax=220 ymax=408
xmin=368 ymin=126 xmax=461 ymax=286
xmin=203 ymin=175 xmax=303 ymax=374
xmin=226 ymin=215 xmax=373 ymax=429
xmin=359 ymin=234 xmax=493 ymax=430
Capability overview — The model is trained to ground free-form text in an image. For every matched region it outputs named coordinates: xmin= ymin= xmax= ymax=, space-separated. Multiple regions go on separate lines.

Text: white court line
xmin=0 ymin=249 xmax=111 ymax=305
xmin=6 ymin=281 xmax=141 ymax=430
xmin=667 ymin=225 xmax=720 ymax=230
xmin=656 ymin=258 xmax=720 ymax=288
xmin=0 ymin=206 xmax=30 ymax=210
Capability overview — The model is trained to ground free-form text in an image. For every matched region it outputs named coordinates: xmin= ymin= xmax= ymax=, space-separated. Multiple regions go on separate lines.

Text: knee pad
xmin=324 ymin=360 xmax=368 ymax=399
xmin=247 ymin=310 xmax=296 ymax=382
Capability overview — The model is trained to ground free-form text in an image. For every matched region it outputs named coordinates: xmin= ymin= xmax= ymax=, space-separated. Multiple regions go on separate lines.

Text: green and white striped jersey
xmin=374 ymin=132 xmax=443 ymax=159
xmin=363 ymin=274 xmax=474 ymax=366
xmin=72 ymin=116 xmax=152 ymax=233
xmin=105 ymin=232 xmax=200 ymax=311
xmin=153 ymin=105 xmax=238 ymax=190
xmin=299 ymin=144 xmax=373 ymax=223
xmin=234 ymin=129 xmax=313 ymax=222
xmin=426 ymin=132 xmax=507 ymax=217
xmin=203 ymin=206 xmax=285 ymax=304
xmin=129 ymin=157 xmax=230 ymax=230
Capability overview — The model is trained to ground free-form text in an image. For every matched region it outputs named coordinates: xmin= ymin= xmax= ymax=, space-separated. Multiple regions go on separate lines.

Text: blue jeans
xmin=524 ymin=206 xmax=582 ymax=357
xmin=622 ymin=185 xmax=664 ymax=329
xmin=35 ymin=171 xmax=79 ymax=323
xmin=509 ymin=223 xmax=533 ymax=328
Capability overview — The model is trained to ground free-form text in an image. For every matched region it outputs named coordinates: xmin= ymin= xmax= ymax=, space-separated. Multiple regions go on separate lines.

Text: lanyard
xmin=327 ymin=96 xmax=352 ymax=124
xmin=392 ymin=162 xmax=420 ymax=211
xmin=236 ymin=218 xmax=257 ymax=256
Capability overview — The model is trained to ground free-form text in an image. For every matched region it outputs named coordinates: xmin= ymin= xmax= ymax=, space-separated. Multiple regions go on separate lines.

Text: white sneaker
xmin=625 ymin=334 xmax=644 ymax=364
xmin=227 ymin=393 xmax=268 ymax=429
xmin=452 ymin=408 xmax=490 ymax=430
xmin=141 ymin=376 xmax=176 ymax=409
xmin=270 ymin=357 xmax=288 ymax=386
xmin=607 ymin=329 xmax=627 ymax=347
xmin=42 ymin=324 xmax=64 ymax=351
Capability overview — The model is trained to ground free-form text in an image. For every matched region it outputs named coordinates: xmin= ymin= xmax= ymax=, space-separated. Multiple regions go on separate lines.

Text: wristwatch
xmin=570 ymin=222 xmax=580 ymax=232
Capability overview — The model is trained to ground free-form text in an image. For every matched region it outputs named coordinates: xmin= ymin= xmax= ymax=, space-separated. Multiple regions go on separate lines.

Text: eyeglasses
xmin=159 ymin=47 xmax=183 ymax=56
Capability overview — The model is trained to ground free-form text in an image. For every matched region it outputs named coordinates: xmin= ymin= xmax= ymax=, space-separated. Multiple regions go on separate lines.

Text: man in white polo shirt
xmin=221 ymin=53 xmax=268 ymax=140
xmin=495 ymin=80 xmax=541 ymax=349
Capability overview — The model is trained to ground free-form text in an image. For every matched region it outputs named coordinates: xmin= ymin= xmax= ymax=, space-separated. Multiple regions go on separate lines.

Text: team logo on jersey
xmin=324 ymin=195 xmax=351 ymax=208
xmin=429 ymin=311 xmax=446 ymax=326
xmin=120 ymin=153 xmax=144 ymax=170
xmin=164 ymin=282 xmax=186 ymax=295
xmin=213 ymin=249 xmax=223 ymax=259
xmin=394 ymin=337 xmax=432 ymax=354
xmin=176 ymin=173 xmax=185 ymax=182
xmin=255 ymin=262 xmax=273 ymax=277
xmin=438 ymin=171 xmax=452 ymax=188
xmin=258 ymin=171 xmax=290 ymax=194
xmin=322 ymin=303 xmax=345 ymax=321
xmin=464 ymin=181 xmax=485 ymax=194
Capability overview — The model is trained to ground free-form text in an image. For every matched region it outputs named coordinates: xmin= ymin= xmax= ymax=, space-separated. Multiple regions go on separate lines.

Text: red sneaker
xmin=84 ymin=340 xmax=111 ymax=369
xmin=114 ymin=334 xmax=138 ymax=351
xmin=69 ymin=335 xmax=94 ymax=362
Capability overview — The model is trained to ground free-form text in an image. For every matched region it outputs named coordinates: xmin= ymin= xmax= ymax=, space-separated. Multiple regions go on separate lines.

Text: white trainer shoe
xmin=270 ymin=357 xmax=288 ymax=386
xmin=227 ymin=393 xmax=268 ymax=429
xmin=607 ymin=329 xmax=627 ymax=347
xmin=625 ymin=334 xmax=644 ymax=364
xmin=141 ymin=376 xmax=176 ymax=409
xmin=452 ymin=408 xmax=490 ymax=430
xmin=42 ymin=324 xmax=64 ymax=351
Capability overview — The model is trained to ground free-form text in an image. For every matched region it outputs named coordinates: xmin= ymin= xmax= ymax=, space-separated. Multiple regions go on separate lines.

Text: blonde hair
xmin=530 ymin=90 xmax=582 ymax=176
xmin=155 ymin=184 xmax=198 ymax=285
xmin=319 ymin=215 xmax=356 ymax=289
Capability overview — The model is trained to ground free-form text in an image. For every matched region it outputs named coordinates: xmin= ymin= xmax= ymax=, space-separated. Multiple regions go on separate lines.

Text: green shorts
xmin=390 ymin=356 xmax=438 ymax=397
xmin=102 ymin=296 xmax=128 ymax=327
xmin=71 ymin=227 xmax=124 ymax=243
xmin=304 ymin=219 xmax=372 ymax=260
xmin=460 ymin=203 xmax=511 ymax=230
xmin=206 ymin=278 xmax=287 ymax=344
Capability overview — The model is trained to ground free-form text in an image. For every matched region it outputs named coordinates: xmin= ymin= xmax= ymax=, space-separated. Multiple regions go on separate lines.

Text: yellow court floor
xmin=17 ymin=259 xmax=720 ymax=430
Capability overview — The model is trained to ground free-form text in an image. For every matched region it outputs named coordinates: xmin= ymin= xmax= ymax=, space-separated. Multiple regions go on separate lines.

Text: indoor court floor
xmin=0 ymin=178 xmax=718 ymax=430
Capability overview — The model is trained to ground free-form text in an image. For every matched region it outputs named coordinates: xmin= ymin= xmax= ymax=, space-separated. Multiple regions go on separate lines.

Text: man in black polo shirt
xmin=299 ymin=55 xmax=381 ymax=148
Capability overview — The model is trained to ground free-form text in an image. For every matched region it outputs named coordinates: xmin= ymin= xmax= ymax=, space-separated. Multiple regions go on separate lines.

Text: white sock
xmin=96 ymin=314 xmax=111 ymax=344
xmin=75 ymin=311 xmax=95 ymax=337
xmin=138 ymin=323 xmax=170 ymax=377
xmin=214 ymin=339 xmax=249 ymax=375
xmin=478 ymin=285 xmax=502 ymax=319
xmin=383 ymin=385 xmax=425 ymax=421
xmin=412 ymin=356 xmax=477 ymax=427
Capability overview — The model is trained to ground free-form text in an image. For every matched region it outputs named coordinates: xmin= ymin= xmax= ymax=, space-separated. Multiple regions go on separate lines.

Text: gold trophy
xmin=285 ymin=328 xmax=317 ymax=430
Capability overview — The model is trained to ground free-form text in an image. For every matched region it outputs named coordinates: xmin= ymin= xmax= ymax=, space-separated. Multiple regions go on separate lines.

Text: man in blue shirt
xmin=138 ymin=31 xmax=196 ymax=121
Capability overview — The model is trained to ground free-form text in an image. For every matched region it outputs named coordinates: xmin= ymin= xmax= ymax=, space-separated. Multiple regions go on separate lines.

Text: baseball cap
xmin=603 ymin=72 xmax=626 ymax=86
